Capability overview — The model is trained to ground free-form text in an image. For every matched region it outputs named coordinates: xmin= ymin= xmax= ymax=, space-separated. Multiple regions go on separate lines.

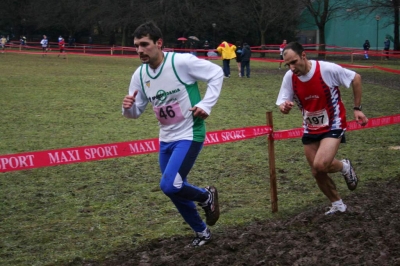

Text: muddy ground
xmin=81 ymin=175 xmax=400 ymax=266
xmin=78 ymin=70 xmax=400 ymax=266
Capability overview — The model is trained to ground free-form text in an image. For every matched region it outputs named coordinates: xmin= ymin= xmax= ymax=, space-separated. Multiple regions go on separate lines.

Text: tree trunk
xmin=393 ymin=0 xmax=399 ymax=51
xmin=260 ymin=29 xmax=266 ymax=46
xmin=260 ymin=29 xmax=266 ymax=57
xmin=109 ymin=30 xmax=116 ymax=46
xmin=318 ymin=25 xmax=326 ymax=58
xmin=121 ymin=25 xmax=127 ymax=47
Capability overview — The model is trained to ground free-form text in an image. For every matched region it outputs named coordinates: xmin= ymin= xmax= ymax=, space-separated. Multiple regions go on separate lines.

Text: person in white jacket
xmin=122 ymin=21 xmax=224 ymax=247
xmin=40 ymin=35 xmax=49 ymax=56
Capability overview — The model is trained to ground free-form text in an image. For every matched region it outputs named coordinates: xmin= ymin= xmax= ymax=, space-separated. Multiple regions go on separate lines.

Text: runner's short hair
xmin=133 ymin=21 xmax=163 ymax=44
xmin=283 ymin=42 xmax=304 ymax=56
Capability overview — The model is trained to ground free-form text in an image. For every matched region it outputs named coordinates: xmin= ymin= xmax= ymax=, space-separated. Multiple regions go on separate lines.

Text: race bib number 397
xmin=153 ymin=102 xmax=185 ymax=125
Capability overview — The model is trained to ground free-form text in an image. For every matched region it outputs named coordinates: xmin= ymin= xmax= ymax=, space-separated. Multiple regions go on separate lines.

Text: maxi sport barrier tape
xmin=1 ymin=114 xmax=399 ymax=173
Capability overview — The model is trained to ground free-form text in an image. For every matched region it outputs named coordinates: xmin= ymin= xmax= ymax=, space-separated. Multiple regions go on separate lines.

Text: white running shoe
xmin=191 ymin=228 xmax=212 ymax=247
xmin=341 ymin=159 xmax=358 ymax=191
xmin=325 ymin=204 xmax=347 ymax=215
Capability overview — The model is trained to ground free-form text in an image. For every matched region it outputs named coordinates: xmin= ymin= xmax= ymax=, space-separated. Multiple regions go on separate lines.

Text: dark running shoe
xmin=199 ymin=186 xmax=220 ymax=226
xmin=191 ymin=228 xmax=212 ymax=247
xmin=341 ymin=159 xmax=358 ymax=191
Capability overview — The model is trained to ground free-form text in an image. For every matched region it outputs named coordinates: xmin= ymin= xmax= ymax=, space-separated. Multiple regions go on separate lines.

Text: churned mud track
xmin=82 ymin=176 xmax=400 ymax=266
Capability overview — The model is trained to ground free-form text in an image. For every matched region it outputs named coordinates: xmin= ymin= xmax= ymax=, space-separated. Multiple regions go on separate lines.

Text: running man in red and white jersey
xmin=57 ymin=38 xmax=66 ymax=59
xmin=276 ymin=41 xmax=368 ymax=215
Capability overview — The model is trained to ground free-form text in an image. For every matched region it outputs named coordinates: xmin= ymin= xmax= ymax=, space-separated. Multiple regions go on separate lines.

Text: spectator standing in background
xmin=235 ymin=41 xmax=243 ymax=77
xmin=40 ymin=35 xmax=49 ymax=56
xmin=88 ymin=36 xmax=93 ymax=48
xmin=68 ymin=36 xmax=75 ymax=47
xmin=203 ymin=40 xmax=210 ymax=58
xmin=19 ymin=36 xmax=26 ymax=46
xmin=363 ymin=40 xmax=370 ymax=60
xmin=240 ymin=43 xmax=251 ymax=78
xmin=1 ymin=35 xmax=7 ymax=53
xmin=279 ymin=39 xmax=287 ymax=69
xmin=384 ymin=37 xmax=390 ymax=60
xmin=216 ymin=41 xmax=236 ymax=78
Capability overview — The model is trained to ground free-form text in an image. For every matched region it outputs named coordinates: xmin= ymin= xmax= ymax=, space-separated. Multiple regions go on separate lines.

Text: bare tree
xmin=27 ymin=0 xmax=96 ymax=38
xmin=0 ymin=0 xmax=32 ymax=37
xmin=91 ymin=0 xmax=152 ymax=46
xmin=0 ymin=0 xmax=301 ymax=47
xmin=300 ymin=0 xmax=349 ymax=52
xmin=246 ymin=0 xmax=301 ymax=45
xmin=160 ymin=0 xmax=235 ymax=46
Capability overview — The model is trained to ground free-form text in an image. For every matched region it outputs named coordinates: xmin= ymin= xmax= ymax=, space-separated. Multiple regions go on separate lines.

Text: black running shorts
xmin=302 ymin=129 xmax=346 ymax=145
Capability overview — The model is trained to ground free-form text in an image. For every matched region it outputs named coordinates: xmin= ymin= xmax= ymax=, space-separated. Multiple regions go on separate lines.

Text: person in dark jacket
xmin=363 ymin=40 xmax=370 ymax=59
xmin=240 ymin=43 xmax=251 ymax=78
xmin=203 ymin=40 xmax=210 ymax=58
xmin=235 ymin=41 xmax=242 ymax=77
xmin=384 ymin=37 xmax=390 ymax=60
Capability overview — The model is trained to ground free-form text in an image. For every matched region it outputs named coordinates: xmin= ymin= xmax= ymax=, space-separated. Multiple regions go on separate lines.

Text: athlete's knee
xmin=159 ymin=179 xmax=179 ymax=196
xmin=313 ymin=161 xmax=330 ymax=174
xmin=159 ymin=181 xmax=173 ymax=195
xmin=310 ymin=167 xmax=330 ymax=182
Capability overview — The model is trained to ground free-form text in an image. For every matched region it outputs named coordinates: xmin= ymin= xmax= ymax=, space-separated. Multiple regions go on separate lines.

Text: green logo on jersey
xmin=156 ymin=90 xmax=167 ymax=102
xmin=149 ymin=88 xmax=181 ymax=103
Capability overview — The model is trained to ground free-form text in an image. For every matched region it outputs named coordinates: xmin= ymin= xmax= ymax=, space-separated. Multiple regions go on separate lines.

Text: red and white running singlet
xmin=292 ymin=61 xmax=347 ymax=134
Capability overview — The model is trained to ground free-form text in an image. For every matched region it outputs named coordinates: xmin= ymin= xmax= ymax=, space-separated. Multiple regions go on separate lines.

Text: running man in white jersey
xmin=40 ymin=35 xmax=49 ymax=56
xmin=122 ymin=21 xmax=224 ymax=246
xmin=276 ymin=42 xmax=368 ymax=215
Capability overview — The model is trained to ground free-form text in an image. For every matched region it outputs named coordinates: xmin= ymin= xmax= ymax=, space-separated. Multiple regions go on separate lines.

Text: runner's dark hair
xmin=283 ymin=41 xmax=304 ymax=56
xmin=132 ymin=21 xmax=163 ymax=44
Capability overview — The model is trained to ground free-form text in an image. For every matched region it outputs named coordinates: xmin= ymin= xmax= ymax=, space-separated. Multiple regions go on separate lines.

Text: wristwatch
xmin=353 ymin=105 xmax=362 ymax=111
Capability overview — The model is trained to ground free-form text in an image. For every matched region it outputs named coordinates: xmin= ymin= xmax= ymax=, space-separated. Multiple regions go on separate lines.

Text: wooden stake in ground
xmin=266 ymin=111 xmax=278 ymax=212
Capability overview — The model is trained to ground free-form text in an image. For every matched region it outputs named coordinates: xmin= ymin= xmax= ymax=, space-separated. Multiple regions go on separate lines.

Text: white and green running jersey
xmin=123 ymin=52 xmax=224 ymax=142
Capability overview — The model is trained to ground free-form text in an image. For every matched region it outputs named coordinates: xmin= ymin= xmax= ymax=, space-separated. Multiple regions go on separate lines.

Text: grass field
xmin=0 ymin=52 xmax=399 ymax=265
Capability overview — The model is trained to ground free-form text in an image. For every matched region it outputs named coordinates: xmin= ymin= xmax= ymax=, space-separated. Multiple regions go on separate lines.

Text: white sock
xmin=197 ymin=227 xmax=210 ymax=237
xmin=341 ymin=160 xmax=350 ymax=174
xmin=332 ymin=199 xmax=343 ymax=206
xmin=200 ymin=192 xmax=211 ymax=207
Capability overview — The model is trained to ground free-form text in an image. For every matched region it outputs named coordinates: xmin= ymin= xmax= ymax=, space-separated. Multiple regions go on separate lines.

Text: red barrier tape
xmin=272 ymin=114 xmax=400 ymax=140
xmin=4 ymin=49 xmax=400 ymax=74
xmin=1 ymin=114 xmax=399 ymax=173
xmin=373 ymin=65 xmax=400 ymax=75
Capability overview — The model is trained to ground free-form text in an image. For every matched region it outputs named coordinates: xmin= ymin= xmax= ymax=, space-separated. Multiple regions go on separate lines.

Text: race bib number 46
xmin=304 ymin=109 xmax=329 ymax=129
xmin=153 ymin=102 xmax=185 ymax=125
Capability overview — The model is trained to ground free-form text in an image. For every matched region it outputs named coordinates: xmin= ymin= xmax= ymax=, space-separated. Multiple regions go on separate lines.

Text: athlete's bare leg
xmin=304 ymin=138 xmax=343 ymax=202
